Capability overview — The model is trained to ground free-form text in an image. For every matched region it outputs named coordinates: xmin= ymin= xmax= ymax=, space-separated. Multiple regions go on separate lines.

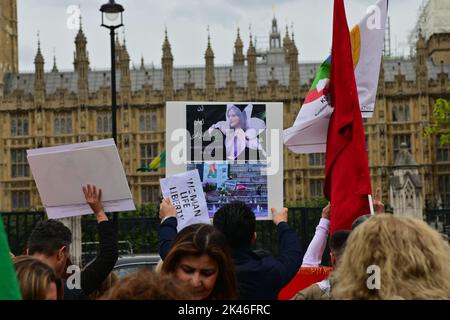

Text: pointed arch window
xmin=139 ymin=109 xmax=158 ymax=132
xmin=11 ymin=114 xmax=28 ymax=136
xmin=54 ymin=112 xmax=73 ymax=135
xmin=392 ymin=104 xmax=410 ymax=122
xmin=97 ymin=111 xmax=112 ymax=133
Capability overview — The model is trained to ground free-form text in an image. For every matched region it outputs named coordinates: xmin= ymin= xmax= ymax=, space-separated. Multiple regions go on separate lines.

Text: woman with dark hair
xmin=160 ymin=223 xmax=237 ymax=300
xmin=14 ymin=255 xmax=63 ymax=300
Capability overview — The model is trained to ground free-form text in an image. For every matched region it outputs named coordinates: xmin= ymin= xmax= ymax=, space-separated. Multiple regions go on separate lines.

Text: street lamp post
xmin=100 ymin=0 xmax=124 ymax=227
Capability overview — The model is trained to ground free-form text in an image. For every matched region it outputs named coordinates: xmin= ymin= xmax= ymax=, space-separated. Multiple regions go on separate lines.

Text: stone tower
xmin=233 ymin=28 xmax=245 ymax=66
xmin=0 ymin=0 xmax=18 ymax=74
xmin=162 ymin=29 xmax=173 ymax=101
xmin=417 ymin=0 xmax=450 ymax=64
xmin=289 ymin=32 xmax=300 ymax=99
xmin=0 ymin=0 xmax=18 ymax=97
xmin=205 ymin=34 xmax=215 ymax=100
xmin=283 ymin=26 xmax=292 ymax=64
xmin=73 ymin=19 xmax=90 ymax=104
xmin=247 ymin=34 xmax=257 ymax=100
xmin=269 ymin=17 xmax=281 ymax=50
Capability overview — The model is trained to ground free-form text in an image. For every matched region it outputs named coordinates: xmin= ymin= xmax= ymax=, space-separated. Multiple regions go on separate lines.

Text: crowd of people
xmin=9 ymin=185 xmax=450 ymax=300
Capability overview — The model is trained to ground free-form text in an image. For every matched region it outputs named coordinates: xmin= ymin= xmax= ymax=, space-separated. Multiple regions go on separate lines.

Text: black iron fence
xmin=81 ymin=212 xmax=161 ymax=264
xmin=3 ymin=208 xmax=449 ymax=266
xmin=80 ymin=207 xmax=328 ymax=265
xmin=425 ymin=209 xmax=450 ymax=236
xmin=1 ymin=211 xmax=45 ymax=255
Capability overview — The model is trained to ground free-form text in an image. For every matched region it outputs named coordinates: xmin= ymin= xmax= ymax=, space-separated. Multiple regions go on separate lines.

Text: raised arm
xmin=301 ymin=203 xmax=330 ymax=267
xmin=270 ymin=208 xmax=303 ymax=288
xmin=80 ymin=184 xmax=118 ymax=295
xmin=208 ymin=121 xmax=228 ymax=135
xmin=158 ymin=198 xmax=178 ymax=260
xmin=373 ymin=187 xmax=385 ymax=214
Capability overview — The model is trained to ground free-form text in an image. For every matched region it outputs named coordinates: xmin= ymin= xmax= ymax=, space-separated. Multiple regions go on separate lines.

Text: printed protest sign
xmin=160 ymin=169 xmax=210 ymax=231
xmin=165 ymin=102 xmax=283 ymax=220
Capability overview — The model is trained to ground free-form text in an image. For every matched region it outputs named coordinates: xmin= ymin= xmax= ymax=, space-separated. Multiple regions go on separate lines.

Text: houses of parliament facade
xmin=0 ymin=0 xmax=449 ymax=211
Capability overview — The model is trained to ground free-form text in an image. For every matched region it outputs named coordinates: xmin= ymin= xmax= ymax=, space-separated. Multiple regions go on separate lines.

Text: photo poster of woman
xmin=165 ymin=101 xmax=283 ymax=221
xmin=186 ymin=104 xmax=267 ymax=162
xmin=185 ymin=103 xmax=268 ymax=218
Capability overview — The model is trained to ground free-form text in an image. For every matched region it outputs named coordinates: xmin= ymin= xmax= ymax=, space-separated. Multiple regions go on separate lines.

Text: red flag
xmin=324 ymin=0 xmax=372 ymax=234
xmin=278 ymin=267 xmax=333 ymax=300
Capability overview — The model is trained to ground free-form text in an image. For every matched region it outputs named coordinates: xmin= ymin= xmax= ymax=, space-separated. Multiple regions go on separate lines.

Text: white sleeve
xmin=213 ymin=121 xmax=228 ymax=134
xmin=301 ymin=218 xmax=330 ymax=267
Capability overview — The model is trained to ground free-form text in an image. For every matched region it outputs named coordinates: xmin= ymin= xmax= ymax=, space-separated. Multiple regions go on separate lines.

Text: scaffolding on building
xmin=408 ymin=0 xmax=450 ymax=57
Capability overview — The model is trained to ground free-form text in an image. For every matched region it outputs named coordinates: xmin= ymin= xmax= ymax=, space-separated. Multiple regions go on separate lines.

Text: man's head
xmin=213 ymin=202 xmax=256 ymax=249
xmin=329 ymin=230 xmax=351 ymax=267
xmin=27 ymin=220 xmax=72 ymax=276
xmin=351 ymin=214 xmax=371 ymax=230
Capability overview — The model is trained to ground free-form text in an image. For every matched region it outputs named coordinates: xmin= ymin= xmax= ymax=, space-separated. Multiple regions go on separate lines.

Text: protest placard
xmin=165 ymin=102 xmax=283 ymax=219
xmin=160 ymin=169 xmax=210 ymax=231
xmin=27 ymin=139 xmax=135 ymax=219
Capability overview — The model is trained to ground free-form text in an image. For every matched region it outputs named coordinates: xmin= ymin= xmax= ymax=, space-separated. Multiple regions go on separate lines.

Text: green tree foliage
xmin=425 ymin=96 xmax=450 ymax=146
xmin=287 ymin=197 xmax=328 ymax=208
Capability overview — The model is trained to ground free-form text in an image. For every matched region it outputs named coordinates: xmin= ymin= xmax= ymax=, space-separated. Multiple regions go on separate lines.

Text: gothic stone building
xmin=0 ymin=2 xmax=449 ymax=211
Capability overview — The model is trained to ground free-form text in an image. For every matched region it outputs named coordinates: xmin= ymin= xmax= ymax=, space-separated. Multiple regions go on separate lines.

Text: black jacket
xmin=64 ymin=220 xmax=118 ymax=300
xmin=158 ymin=217 xmax=302 ymax=300
xmin=232 ymin=222 xmax=303 ymax=300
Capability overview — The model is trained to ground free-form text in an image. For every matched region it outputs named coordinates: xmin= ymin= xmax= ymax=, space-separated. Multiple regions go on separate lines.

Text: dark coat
xmin=64 ymin=220 xmax=118 ymax=300
xmin=158 ymin=218 xmax=302 ymax=300
xmin=231 ymin=222 xmax=302 ymax=300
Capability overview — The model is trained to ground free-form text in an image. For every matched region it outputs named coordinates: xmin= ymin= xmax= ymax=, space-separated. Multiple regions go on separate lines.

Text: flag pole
xmin=368 ymin=194 xmax=375 ymax=215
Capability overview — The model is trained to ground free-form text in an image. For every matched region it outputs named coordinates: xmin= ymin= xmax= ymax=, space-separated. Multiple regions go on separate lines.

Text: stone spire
xmin=247 ymin=33 xmax=257 ymax=100
xmin=120 ymin=34 xmax=131 ymax=98
xmin=162 ymin=28 xmax=173 ymax=100
xmin=140 ymin=55 xmax=146 ymax=71
xmin=74 ymin=15 xmax=89 ymax=102
xmin=34 ymin=32 xmax=45 ymax=102
xmin=115 ymin=32 xmax=122 ymax=68
xmin=51 ymin=48 xmax=58 ymax=73
xmin=283 ymin=25 xmax=292 ymax=63
xmin=205 ymin=29 xmax=215 ymax=100
xmin=289 ymin=30 xmax=300 ymax=98
xmin=416 ymin=30 xmax=428 ymax=94
xmin=233 ymin=27 xmax=245 ymax=65
xmin=269 ymin=16 xmax=281 ymax=49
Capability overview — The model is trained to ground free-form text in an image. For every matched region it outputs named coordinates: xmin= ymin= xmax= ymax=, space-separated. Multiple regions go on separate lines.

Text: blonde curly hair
xmin=333 ymin=214 xmax=450 ymax=300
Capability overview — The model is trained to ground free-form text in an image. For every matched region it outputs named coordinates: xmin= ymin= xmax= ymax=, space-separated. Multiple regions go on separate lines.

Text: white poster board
xmin=160 ymin=169 xmax=210 ymax=231
xmin=165 ymin=102 xmax=283 ymax=220
xmin=27 ymin=139 xmax=135 ymax=219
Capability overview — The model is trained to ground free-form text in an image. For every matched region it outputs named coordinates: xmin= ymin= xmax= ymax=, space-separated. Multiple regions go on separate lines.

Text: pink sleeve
xmin=301 ymin=218 xmax=330 ymax=267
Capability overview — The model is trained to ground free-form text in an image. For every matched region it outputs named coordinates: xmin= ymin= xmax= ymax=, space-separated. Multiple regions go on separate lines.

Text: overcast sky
xmin=18 ymin=0 xmax=425 ymax=72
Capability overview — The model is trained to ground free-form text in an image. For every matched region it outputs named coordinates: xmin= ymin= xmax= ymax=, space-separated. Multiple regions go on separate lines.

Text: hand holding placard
xmin=82 ymin=184 xmax=108 ymax=223
xmin=159 ymin=169 xmax=210 ymax=231
xmin=159 ymin=197 xmax=177 ymax=221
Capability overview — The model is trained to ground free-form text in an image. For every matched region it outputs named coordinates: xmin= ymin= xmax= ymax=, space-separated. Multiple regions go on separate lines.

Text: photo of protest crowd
xmin=186 ymin=162 xmax=268 ymax=218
